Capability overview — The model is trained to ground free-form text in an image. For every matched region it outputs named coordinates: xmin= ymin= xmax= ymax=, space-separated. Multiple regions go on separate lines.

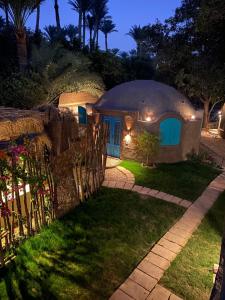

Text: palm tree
xmin=54 ymin=0 xmax=61 ymax=30
xmin=69 ymin=0 xmax=93 ymax=48
xmin=35 ymin=3 xmax=40 ymax=33
xmin=6 ymin=0 xmax=41 ymax=72
xmin=127 ymin=25 xmax=146 ymax=57
xmin=100 ymin=17 xmax=117 ymax=51
xmin=0 ymin=0 xmax=9 ymax=27
xmin=90 ymin=0 xmax=108 ymax=49
xmin=86 ymin=14 xmax=95 ymax=50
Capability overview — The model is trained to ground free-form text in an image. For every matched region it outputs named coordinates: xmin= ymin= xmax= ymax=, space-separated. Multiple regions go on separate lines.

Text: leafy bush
xmin=136 ymin=131 xmax=160 ymax=166
xmin=0 ymin=72 xmax=47 ymax=109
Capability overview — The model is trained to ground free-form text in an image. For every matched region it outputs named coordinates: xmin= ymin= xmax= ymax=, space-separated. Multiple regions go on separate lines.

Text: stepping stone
xmin=170 ymin=293 xmax=183 ymax=300
xmin=137 ymin=259 xmax=164 ymax=280
xmin=158 ymin=238 xmax=182 ymax=254
xmin=147 ymin=285 xmax=171 ymax=300
xmin=163 ymin=232 xmax=188 ymax=247
xmin=120 ymin=278 xmax=149 ymax=300
xmin=169 ymin=228 xmax=191 ymax=240
xmin=132 ymin=185 xmax=144 ymax=192
xmin=129 ymin=269 xmax=157 ymax=292
xmin=145 ymin=252 xmax=171 ymax=270
xmin=110 ymin=289 xmax=133 ymax=300
xmin=151 ymin=244 xmax=177 ymax=261
xmin=179 ymin=200 xmax=192 ymax=208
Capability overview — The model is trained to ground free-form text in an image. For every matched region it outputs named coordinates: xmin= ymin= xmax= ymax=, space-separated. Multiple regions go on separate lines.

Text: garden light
xmin=125 ymin=133 xmax=132 ymax=145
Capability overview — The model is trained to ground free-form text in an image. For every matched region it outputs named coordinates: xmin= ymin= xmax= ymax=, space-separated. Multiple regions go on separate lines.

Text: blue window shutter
xmin=160 ymin=118 xmax=182 ymax=146
xmin=78 ymin=106 xmax=87 ymax=124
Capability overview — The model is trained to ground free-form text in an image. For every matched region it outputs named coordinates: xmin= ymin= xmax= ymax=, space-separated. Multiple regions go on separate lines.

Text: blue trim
xmin=103 ymin=116 xmax=122 ymax=158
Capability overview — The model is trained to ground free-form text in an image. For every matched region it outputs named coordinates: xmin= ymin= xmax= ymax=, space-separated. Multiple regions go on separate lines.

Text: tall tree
xmin=90 ymin=0 xmax=108 ymax=49
xmin=127 ymin=25 xmax=146 ymax=57
xmin=6 ymin=0 xmax=41 ymax=72
xmin=54 ymin=0 xmax=61 ymax=30
xmin=0 ymin=0 xmax=9 ymax=27
xmin=100 ymin=17 xmax=117 ymax=51
xmin=69 ymin=0 xmax=93 ymax=48
xmin=35 ymin=2 xmax=41 ymax=33
xmin=86 ymin=14 xmax=95 ymax=50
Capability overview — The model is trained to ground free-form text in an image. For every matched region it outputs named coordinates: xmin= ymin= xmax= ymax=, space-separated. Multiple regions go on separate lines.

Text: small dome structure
xmin=95 ymin=80 xmax=195 ymax=120
xmin=94 ymin=80 xmax=203 ymax=163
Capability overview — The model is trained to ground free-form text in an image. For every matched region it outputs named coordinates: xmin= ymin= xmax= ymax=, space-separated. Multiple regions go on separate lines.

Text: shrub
xmin=136 ymin=131 xmax=160 ymax=166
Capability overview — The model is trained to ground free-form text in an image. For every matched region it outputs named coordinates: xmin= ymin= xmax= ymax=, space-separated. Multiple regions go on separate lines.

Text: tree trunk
xmin=105 ymin=34 xmax=108 ymax=51
xmin=82 ymin=12 xmax=86 ymax=48
xmin=78 ymin=10 xmax=82 ymax=45
xmin=16 ymin=29 xmax=28 ymax=72
xmin=203 ymin=99 xmax=210 ymax=129
xmin=93 ymin=22 xmax=98 ymax=49
xmin=35 ymin=4 xmax=40 ymax=33
xmin=54 ymin=0 xmax=61 ymax=31
xmin=137 ymin=42 xmax=141 ymax=57
xmin=210 ymin=229 xmax=225 ymax=300
xmin=96 ymin=29 xmax=99 ymax=49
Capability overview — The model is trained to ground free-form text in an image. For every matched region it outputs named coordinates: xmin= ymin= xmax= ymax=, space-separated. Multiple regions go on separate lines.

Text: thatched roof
xmin=59 ymin=92 xmax=99 ymax=107
xmin=0 ymin=107 xmax=48 ymax=141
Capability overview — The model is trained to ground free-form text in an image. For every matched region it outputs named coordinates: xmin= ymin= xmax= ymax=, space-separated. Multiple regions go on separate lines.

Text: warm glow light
xmin=218 ymin=111 xmax=222 ymax=116
xmin=125 ymin=134 xmax=131 ymax=145
xmin=191 ymin=115 xmax=196 ymax=120
xmin=146 ymin=116 xmax=152 ymax=122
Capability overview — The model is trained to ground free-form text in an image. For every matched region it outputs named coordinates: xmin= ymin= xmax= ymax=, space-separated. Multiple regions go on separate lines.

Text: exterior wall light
xmin=146 ymin=116 xmax=152 ymax=122
xmin=125 ymin=133 xmax=131 ymax=145
xmin=191 ymin=115 xmax=196 ymax=120
xmin=218 ymin=111 xmax=222 ymax=130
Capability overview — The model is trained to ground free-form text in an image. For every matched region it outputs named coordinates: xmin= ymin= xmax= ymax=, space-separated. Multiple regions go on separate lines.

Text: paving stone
xmin=102 ymin=181 xmax=108 ymax=187
xmin=109 ymin=289 xmax=133 ymax=300
xmin=137 ymin=259 xmax=164 ymax=280
xmin=163 ymin=232 xmax=188 ymax=247
xmin=155 ymin=191 xmax=168 ymax=200
xmin=158 ymin=238 xmax=182 ymax=254
xmin=169 ymin=228 xmax=191 ymax=240
xmin=129 ymin=269 xmax=157 ymax=292
xmin=166 ymin=196 xmax=181 ymax=205
xmin=124 ymin=183 xmax=134 ymax=190
xmin=151 ymin=244 xmax=177 ymax=261
xmin=179 ymin=200 xmax=192 ymax=208
xmin=147 ymin=285 xmax=171 ymax=300
xmin=115 ymin=181 xmax=125 ymax=189
xmin=170 ymin=293 xmax=183 ymax=300
xmin=108 ymin=181 xmax=117 ymax=188
xmin=147 ymin=189 xmax=159 ymax=197
xmin=120 ymin=278 xmax=149 ymax=300
xmin=145 ymin=252 xmax=171 ymax=270
xmin=132 ymin=185 xmax=144 ymax=192
xmin=139 ymin=187 xmax=151 ymax=195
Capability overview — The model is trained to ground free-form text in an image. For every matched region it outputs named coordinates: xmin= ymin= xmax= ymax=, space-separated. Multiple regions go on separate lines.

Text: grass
xmin=160 ymin=191 xmax=225 ymax=300
xmin=120 ymin=160 xmax=220 ymax=201
xmin=0 ymin=188 xmax=184 ymax=300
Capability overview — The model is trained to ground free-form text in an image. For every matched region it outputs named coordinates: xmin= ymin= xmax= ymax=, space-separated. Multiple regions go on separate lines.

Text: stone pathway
xmin=103 ymin=167 xmax=191 ymax=208
xmin=109 ymin=172 xmax=225 ymax=300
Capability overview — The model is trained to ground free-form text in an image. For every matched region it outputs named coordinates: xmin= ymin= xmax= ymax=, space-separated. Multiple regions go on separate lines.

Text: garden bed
xmin=160 ymin=190 xmax=225 ymax=300
xmin=120 ymin=160 xmax=221 ymax=201
xmin=0 ymin=188 xmax=184 ymax=300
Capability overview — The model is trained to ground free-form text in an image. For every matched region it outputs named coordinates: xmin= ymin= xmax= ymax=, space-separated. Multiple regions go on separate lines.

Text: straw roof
xmin=0 ymin=107 xmax=48 ymax=141
xmin=59 ymin=92 xmax=99 ymax=107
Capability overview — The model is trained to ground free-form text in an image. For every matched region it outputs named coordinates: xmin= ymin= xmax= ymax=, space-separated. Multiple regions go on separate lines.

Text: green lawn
xmin=160 ymin=191 xmax=225 ymax=300
xmin=0 ymin=188 xmax=184 ymax=300
xmin=120 ymin=160 xmax=220 ymax=201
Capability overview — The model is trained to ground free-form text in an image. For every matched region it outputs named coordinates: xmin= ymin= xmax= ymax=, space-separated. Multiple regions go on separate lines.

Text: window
xmin=160 ymin=118 xmax=182 ymax=146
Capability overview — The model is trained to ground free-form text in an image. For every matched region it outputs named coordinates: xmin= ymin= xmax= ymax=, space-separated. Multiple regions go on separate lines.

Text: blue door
xmin=103 ymin=116 xmax=122 ymax=158
xmin=160 ymin=118 xmax=182 ymax=146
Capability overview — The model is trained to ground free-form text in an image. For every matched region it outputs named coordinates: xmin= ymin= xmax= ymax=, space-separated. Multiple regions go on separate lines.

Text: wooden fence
xmin=0 ymin=123 xmax=108 ymax=267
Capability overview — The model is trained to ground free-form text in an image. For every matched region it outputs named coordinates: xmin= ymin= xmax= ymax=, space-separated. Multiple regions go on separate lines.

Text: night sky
xmin=3 ymin=0 xmax=182 ymax=51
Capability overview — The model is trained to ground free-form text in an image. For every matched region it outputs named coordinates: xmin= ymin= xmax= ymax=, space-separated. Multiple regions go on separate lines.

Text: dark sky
xmin=9 ymin=0 xmax=181 ymax=51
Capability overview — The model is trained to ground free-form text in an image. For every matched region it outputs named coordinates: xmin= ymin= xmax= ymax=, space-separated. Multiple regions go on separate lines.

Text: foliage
xmin=120 ymin=160 xmax=220 ymax=201
xmin=0 ymin=188 xmax=184 ymax=299
xmin=0 ymin=72 xmax=47 ymax=108
xmin=136 ymin=131 xmax=159 ymax=166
